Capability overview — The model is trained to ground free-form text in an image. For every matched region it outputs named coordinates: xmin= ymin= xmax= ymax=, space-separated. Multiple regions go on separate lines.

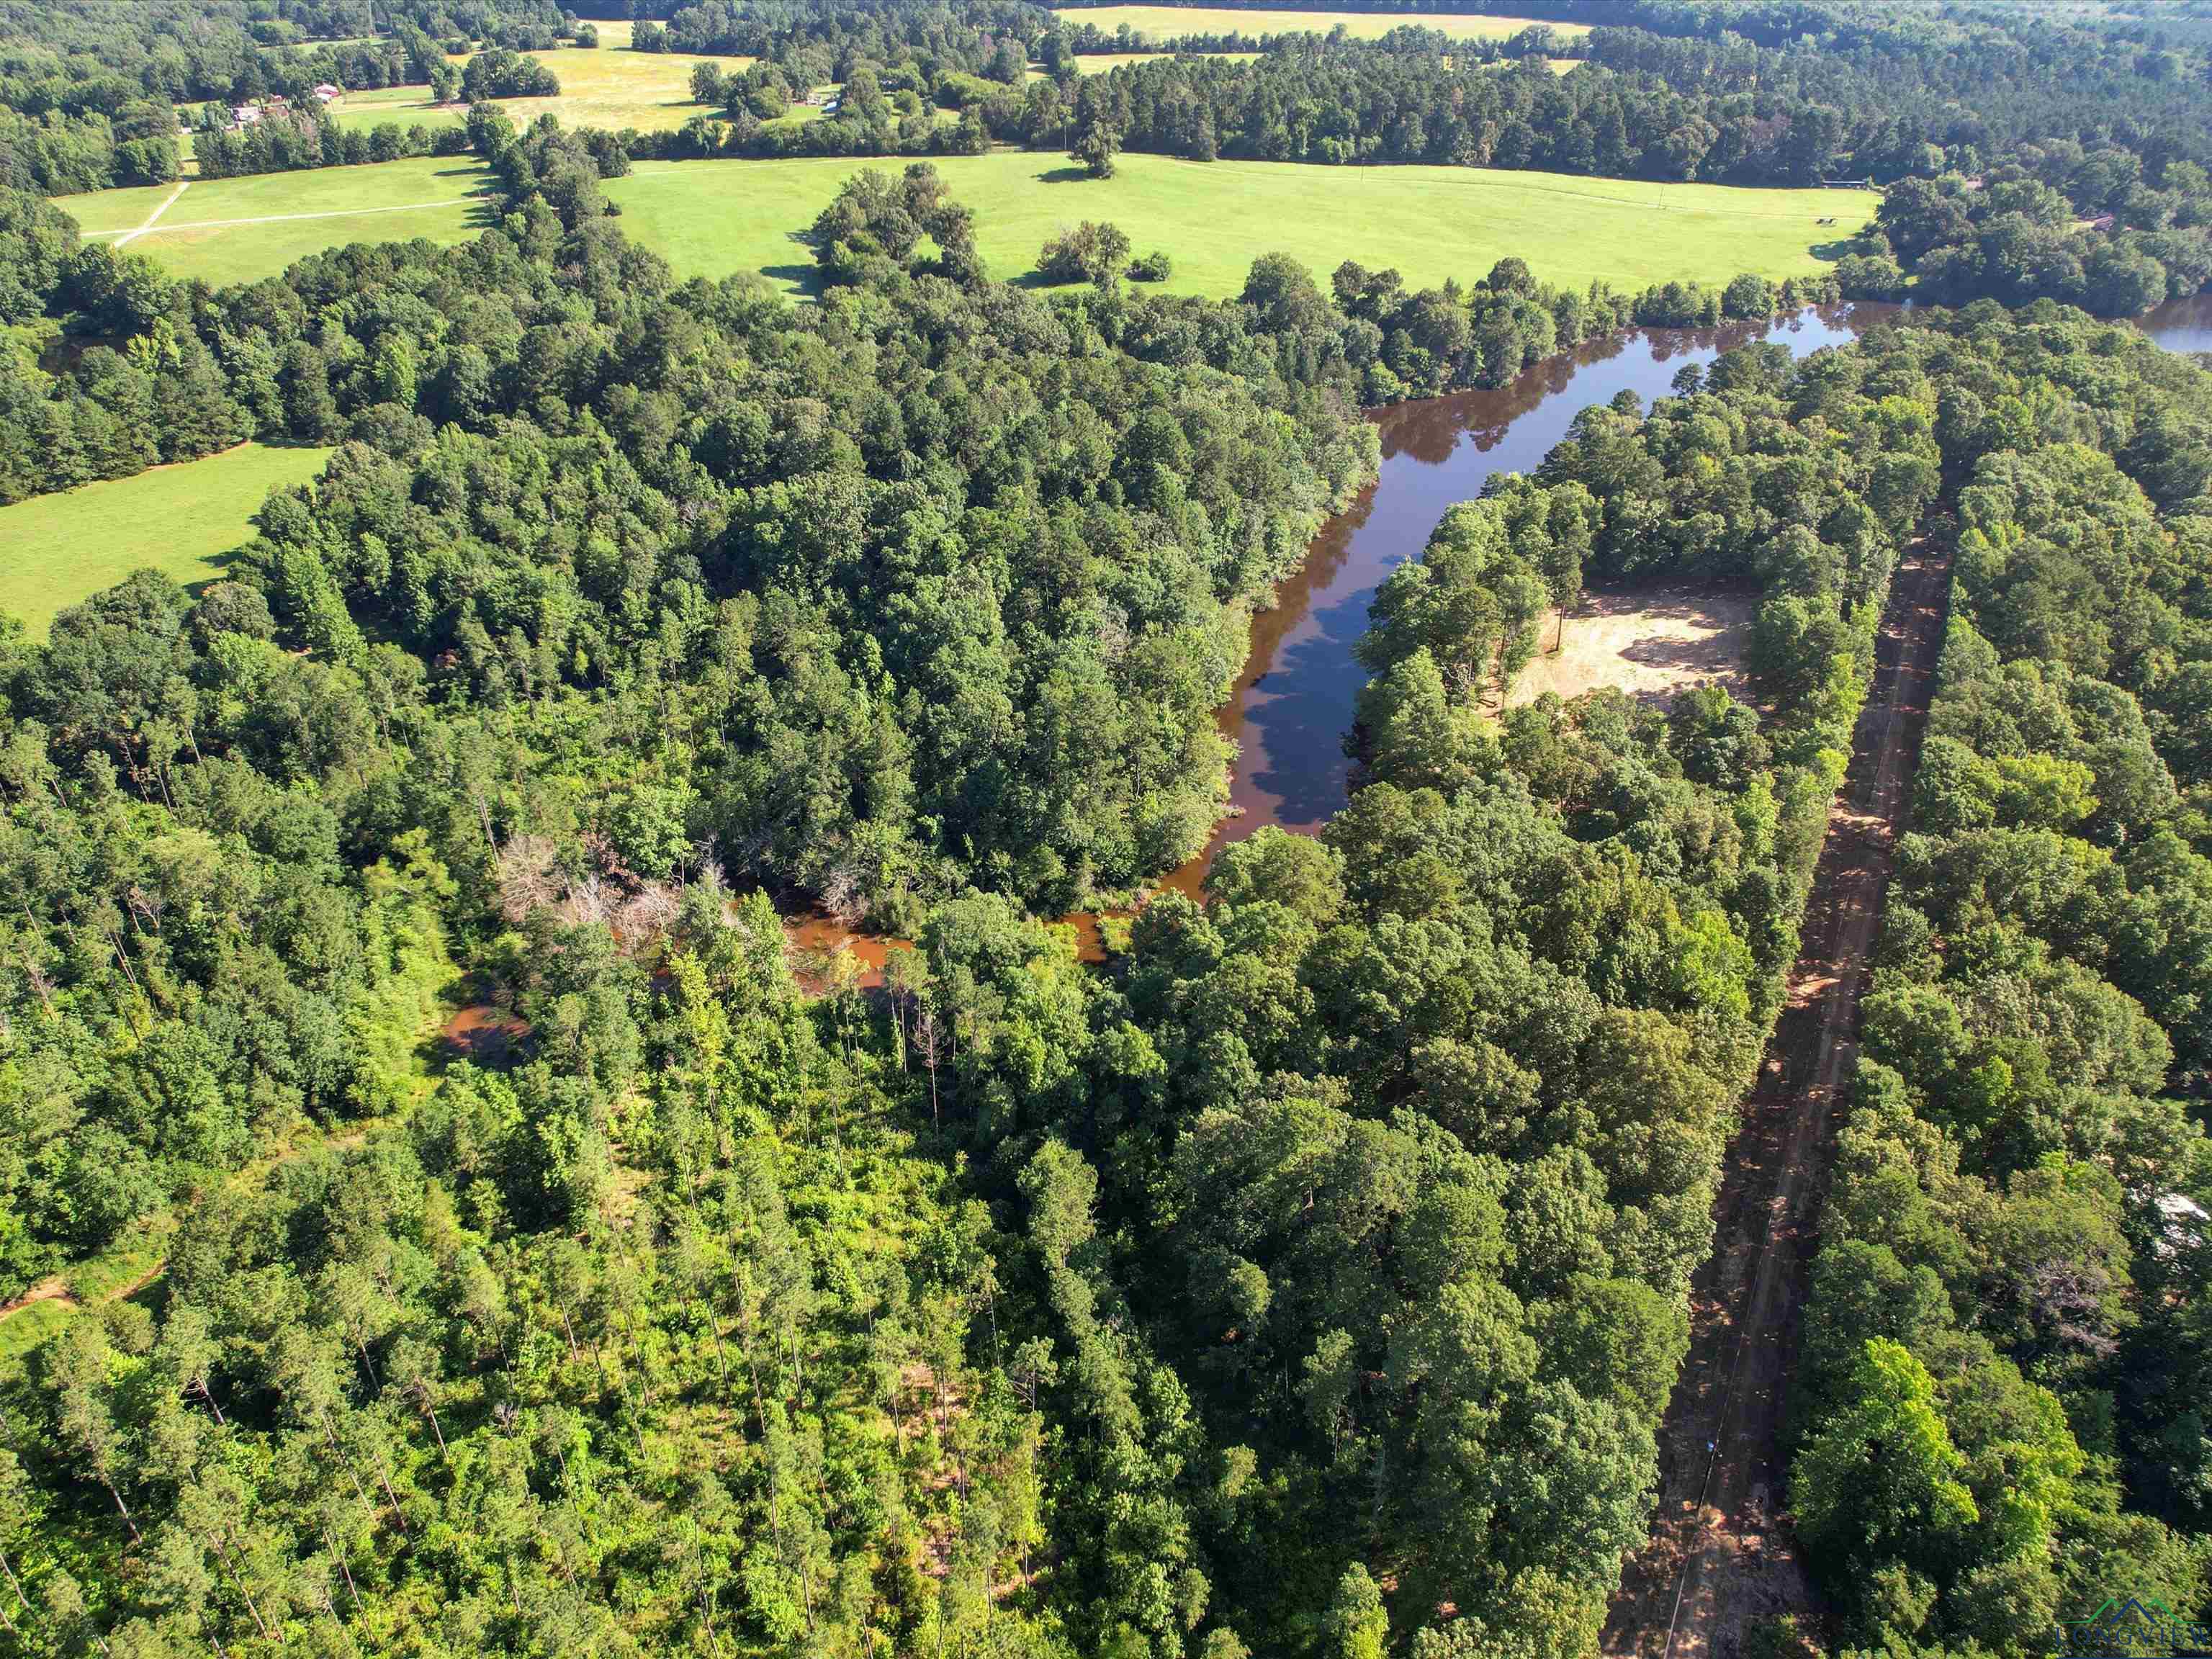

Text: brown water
xmin=440 ymin=1004 xmax=531 ymax=1062
xmin=788 ymin=303 xmax=1893 ymax=978
xmin=1164 ymin=302 xmax=1891 ymax=885
xmin=2142 ymin=292 xmax=2212 ymax=355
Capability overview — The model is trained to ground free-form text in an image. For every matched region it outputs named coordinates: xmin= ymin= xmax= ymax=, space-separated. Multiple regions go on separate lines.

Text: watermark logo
xmin=2054 ymin=1596 xmax=2212 ymax=1656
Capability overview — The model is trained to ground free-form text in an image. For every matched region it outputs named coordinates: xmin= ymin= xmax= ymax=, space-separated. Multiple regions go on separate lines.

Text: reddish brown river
xmin=796 ymin=302 xmax=1897 ymax=977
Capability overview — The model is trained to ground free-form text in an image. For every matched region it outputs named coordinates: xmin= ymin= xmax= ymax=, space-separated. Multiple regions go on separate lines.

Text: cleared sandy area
xmin=1506 ymin=587 xmax=1755 ymax=709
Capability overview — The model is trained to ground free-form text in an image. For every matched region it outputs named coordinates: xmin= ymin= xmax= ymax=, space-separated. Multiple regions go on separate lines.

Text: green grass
xmin=1044 ymin=49 xmax=1263 ymax=73
xmin=1052 ymin=5 xmax=1588 ymax=40
xmin=605 ymin=150 xmax=1876 ymax=298
xmin=55 ymin=156 xmax=499 ymax=285
xmin=53 ymin=181 xmax=176 ymax=235
xmin=45 ymin=149 xmax=1875 ymax=305
xmin=336 ymin=27 xmax=759 ymax=138
xmin=0 ymin=441 xmax=332 ymax=637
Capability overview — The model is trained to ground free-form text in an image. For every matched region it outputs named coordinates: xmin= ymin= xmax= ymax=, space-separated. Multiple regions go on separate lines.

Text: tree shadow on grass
xmin=1033 ymin=164 xmax=1092 ymax=184
xmin=762 ymin=262 xmax=822 ymax=294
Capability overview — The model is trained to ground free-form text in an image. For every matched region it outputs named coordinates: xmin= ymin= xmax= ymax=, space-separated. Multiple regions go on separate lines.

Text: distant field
xmin=1052 ymin=6 xmax=1588 ymax=39
xmin=337 ymin=29 xmax=758 ymax=137
xmin=606 ymin=151 xmax=1875 ymax=297
xmin=57 ymin=157 xmax=498 ymax=285
xmin=0 ymin=443 xmax=332 ymax=637
xmin=47 ymin=150 xmax=1874 ymax=300
xmin=1051 ymin=49 xmax=1263 ymax=71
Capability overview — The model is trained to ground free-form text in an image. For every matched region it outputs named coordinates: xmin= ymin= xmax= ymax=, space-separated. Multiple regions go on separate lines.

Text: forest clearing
xmin=1505 ymin=588 xmax=1757 ymax=709
xmin=0 ymin=441 xmax=331 ymax=635
xmin=58 ymin=156 xmax=499 ymax=282
xmin=57 ymin=148 xmax=1875 ymax=294
xmin=333 ymin=24 xmax=763 ymax=136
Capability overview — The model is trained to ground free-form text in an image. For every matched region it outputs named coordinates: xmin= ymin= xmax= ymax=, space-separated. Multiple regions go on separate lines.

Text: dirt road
xmin=1601 ymin=537 xmax=1953 ymax=1658
xmin=114 ymin=179 xmax=188 ymax=248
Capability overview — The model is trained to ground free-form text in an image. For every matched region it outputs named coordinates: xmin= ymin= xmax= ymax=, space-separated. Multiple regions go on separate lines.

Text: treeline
xmin=1023 ymin=24 xmax=2208 ymax=190
xmin=189 ymin=104 xmax=475 ymax=181
xmin=1844 ymin=168 xmax=2212 ymax=318
xmin=1787 ymin=305 xmax=2212 ymax=1656
xmin=0 ymin=125 xmax=1840 ymax=508
xmin=503 ymin=0 xmax=2211 ymax=215
xmin=639 ymin=0 xmax=1040 ymax=84
xmin=0 ymin=197 xmax=251 ymax=498
xmin=1053 ymin=14 xmax=1576 ymax=59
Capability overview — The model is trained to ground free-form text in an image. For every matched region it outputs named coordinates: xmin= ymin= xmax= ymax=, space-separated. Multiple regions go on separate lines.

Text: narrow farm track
xmin=1602 ymin=535 xmax=1953 ymax=1658
xmin=113 ymin=179 xmax=188 ymax=247
xmin=118 ymin=197 xmax=482 ymax=237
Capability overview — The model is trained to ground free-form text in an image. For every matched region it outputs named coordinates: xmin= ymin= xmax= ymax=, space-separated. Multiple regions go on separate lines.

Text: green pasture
xmin=55 ymin=156 xmax=498 ymax=285
xmin=0 ymin=442 xmax=332 ymax=637
xmin=1051 ymin=5 xmax=1588 ymax=40
xmin=46 ymin=148 xmax=1874 ymax=311
xmin=336 ymin=27 xmax=759 ymax=138
xmin=606 ymin=150 xmax=1875 ymax=297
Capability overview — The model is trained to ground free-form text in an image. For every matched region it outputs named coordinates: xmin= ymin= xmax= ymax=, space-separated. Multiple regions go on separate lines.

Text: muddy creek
xmin=796 ymin=302 xmax=1896 ymax=977
xmin=1185 ymin=302 xmax=1887 ymax=869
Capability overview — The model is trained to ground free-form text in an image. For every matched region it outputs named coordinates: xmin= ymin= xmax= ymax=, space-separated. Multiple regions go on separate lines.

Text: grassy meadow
xmin=0 ymin=442 xmax=332 ymax=637
xmin=48 ymin=149 xmax=1866 ymax=298
xmin=1050 ymin=49 xmax=1263 ymax=73
xmin=336 ymin=24 xmax=760 ymax=138
xmin=57 ymin=156 xmax=498 ymax=284
xmin=1051 ymin=5 xmax=1588 ymax=39
xmin=605 ymin=150 xmax=1876 ymax=297
xmin=50 ymin=149 xmax=1874 ymax=297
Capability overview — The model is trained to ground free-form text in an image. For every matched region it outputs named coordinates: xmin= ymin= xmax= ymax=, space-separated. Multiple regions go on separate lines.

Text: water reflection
xmin=2141 ymin=292 xmax=2212 ymax=356
xmin=1178 ymin=303 xmax=1889 ymax=884
xmin=788 ymin=303 xmax=1897 ymax=971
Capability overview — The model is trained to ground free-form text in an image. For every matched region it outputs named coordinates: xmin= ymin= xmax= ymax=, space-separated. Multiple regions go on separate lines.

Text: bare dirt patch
xmin=1506 ymin=587 xmax=1756 ymax=709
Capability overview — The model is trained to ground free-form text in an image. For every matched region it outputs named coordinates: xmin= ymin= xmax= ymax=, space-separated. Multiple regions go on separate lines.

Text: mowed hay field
xmin=55 ymin=157 xmax=499 ymax=286
xmin=336 ymin=25 xmax=760 ymax=138
xmin=1051 ymin=50 xmax=1263 ymax=72
xmin=48 ymin=150 xmax=1875 ymax=299
xmin=606 ymin=151 xmax=1877 ymax=297
xmin=0 ymin=443 xmax=331 ymax=637
xmin=1052 ymin=5 xmax=1588 ymax=39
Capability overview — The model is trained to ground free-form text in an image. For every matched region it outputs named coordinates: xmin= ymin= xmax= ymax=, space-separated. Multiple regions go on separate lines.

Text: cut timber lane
xmin=1602 ymin=533 xmax=1953 ymax=1658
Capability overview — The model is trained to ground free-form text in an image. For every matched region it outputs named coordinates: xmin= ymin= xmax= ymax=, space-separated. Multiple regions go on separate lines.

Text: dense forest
xmin=1784 ymin=306 xmax=2212 ymax=1658
xmin=9 ymin=105 xmax=2212 ymax=1644
xmin=9 ymin=0 xmax=2212 ymax=1645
